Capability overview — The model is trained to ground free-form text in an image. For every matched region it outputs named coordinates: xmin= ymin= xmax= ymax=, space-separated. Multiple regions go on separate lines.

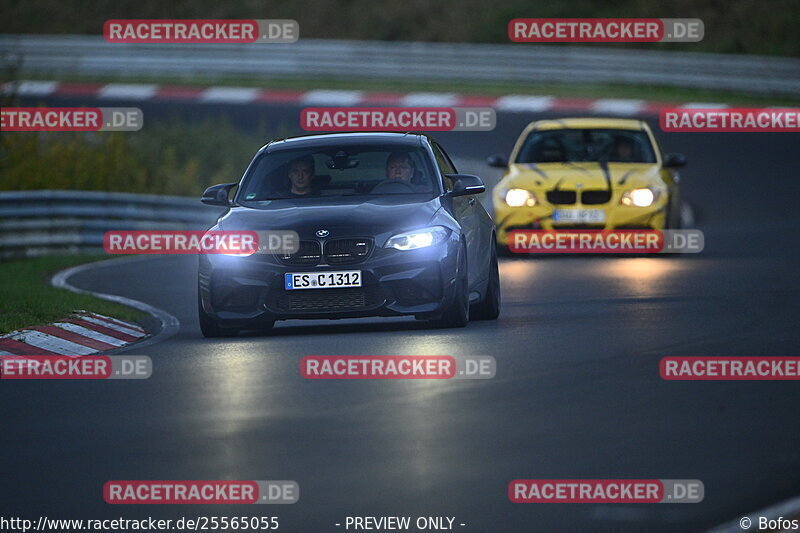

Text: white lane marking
xmin=400 ymin=92 xmax=458 ymax=107
xmin=494 ymin=95 xmax=555 ymax=112
xmin=2 ymin=80 xmax=59 ymax=96
xmin=10 ymin=331 xmax=96 ymax=356
xmin=86 ymin=312 xmax=145 ymax=333
xmin=679 ymin=102 xmax=730 ymax=109
xmin=199 ymin=86 xmax=260 ymax=103
xmin=51 ymin=256 xmax=179 ymax=354
xmin=302 ymin=89 xmax=364 ymax=106
xmin=52 ymin=323 xmax=127 ymax=347
xmin=78 ymin=316 xmax=146 ymax=337
xmin=591 ymin=99 xmax=646 ymax=115
xmin=98 ymin=83 xmax=158 ymax=100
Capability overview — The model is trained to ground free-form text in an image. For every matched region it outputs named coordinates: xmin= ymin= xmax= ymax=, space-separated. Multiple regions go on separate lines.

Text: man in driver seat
xmin=372 ymin=152 xmax=429 ymax=193
xmin=387 ymin=151 xmax=415 ymax=181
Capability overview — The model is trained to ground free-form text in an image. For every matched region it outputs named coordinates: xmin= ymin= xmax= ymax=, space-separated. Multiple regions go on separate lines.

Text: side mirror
xmin=663 ymin=153 xmax=687 ymax=168
xmin=486 ymin=154 xmax=508 ymax=168
xmin=201 ymin=183 xmax=237 ymax=206
xmin=446 ymin=174 xmax=486 ymax=197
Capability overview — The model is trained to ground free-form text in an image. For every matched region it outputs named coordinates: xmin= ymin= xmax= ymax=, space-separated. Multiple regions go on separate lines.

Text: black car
xmin=198 ymin=132 xmax=500 ymax=337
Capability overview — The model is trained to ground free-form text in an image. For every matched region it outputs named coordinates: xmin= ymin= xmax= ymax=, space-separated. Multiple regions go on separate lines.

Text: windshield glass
xmin=516 ymin=128 xmax=657 ymax=164
xmin=238 ymin=144 xmax=438 ymax=204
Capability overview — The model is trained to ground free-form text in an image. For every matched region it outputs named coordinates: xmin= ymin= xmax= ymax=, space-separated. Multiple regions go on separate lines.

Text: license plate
xmin=552 ymin=209 xmax=606 ymax=223
xmin=285 ymin=271 xmax=362 ymax=290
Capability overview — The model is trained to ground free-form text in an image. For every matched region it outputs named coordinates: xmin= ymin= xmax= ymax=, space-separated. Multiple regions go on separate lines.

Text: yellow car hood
xmin=504 ymin=162 xmax=662 ymax=191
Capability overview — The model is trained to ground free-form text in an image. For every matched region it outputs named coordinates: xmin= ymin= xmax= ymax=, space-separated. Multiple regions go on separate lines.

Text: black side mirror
xmin=446 ymin=174 xmax=486 ymax=197
xmin=486 ymin=154 xmax=508 ymax=168
xmin=663 ymin=153 xmax=687 ymax=168
xmin=201 ymin=183 xmax=237 ymax=206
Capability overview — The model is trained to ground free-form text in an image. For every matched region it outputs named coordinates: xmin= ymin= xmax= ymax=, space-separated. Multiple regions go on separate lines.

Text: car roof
xmin=530 ymin=118 xmax=648 ymax=131
xmin=265 ymin=132 xmax=428 ymax=152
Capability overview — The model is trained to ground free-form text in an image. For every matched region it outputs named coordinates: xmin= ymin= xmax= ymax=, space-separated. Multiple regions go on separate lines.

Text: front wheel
xmin=471 ymin=241 xmax=500 ymax=320
xmin=433 ymin=243 xmax=469 ymax=329
xmin=198 ymin=293 xmax=239 ymax=338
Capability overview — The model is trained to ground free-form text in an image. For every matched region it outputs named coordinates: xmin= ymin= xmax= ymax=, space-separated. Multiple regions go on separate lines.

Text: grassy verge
xmin=0 ymin=116 xmax=284 ymax=195
xmin=14 ymin=72 xmax=800 ymax=107
xmin=0 ymin=255 xmax=145 ymax=335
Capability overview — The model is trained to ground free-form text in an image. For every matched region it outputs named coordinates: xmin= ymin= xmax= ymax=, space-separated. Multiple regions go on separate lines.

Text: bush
xmin=0 ymin=116 xmax=288 ymax=195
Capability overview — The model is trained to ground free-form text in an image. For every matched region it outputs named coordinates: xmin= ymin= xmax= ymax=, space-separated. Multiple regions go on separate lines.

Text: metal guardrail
xmin=1 ymin=34 xmax=799 ymax=96
xmin=0 ymin=190 xmax=224 ymax=258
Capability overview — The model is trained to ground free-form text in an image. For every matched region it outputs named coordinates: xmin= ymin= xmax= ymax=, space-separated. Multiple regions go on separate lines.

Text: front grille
xmin=546 ymin=190 xmax=577 ymax=205
xmin=581 ymin=190 xmax=612 ymax=205
xmin=324 ymin=238 xmax=373 ymax=265
xmin=277 ymin=240 xmax=321 ymax=265
xmin=270 ymin=287 xmax=383 ymax=312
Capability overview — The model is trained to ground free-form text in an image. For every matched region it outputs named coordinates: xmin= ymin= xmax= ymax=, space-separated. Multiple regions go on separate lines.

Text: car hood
xmin=503 ymin=162 xmax=662 ymax=191
xmin=217 ymin=195 xmax=442 ymax=236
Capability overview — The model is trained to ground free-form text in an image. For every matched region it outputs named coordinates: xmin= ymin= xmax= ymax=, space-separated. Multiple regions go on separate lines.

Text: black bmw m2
xmin=198 ymin=132 xmax=500 ymax=337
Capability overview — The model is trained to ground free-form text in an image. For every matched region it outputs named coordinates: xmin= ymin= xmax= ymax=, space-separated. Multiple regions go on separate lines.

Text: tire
xmin=198 ymin=293 xmax=239 ymax=338
xmin=471 ymin=240 xmax=500 ymax=320
xmin=433 ymin=243 xmax=469 ymax=329
xmin=496 ymin=241 xmax=513 ymax=258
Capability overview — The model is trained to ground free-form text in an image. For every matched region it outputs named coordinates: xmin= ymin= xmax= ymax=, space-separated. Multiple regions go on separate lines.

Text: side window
xmin=431 ymin=142 xmax=457 ymax=191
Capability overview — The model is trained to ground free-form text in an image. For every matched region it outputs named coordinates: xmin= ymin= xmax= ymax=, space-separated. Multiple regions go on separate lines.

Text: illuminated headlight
xmin=505 ymin=188 xmax=537 ymax=207
xmin=621 ymin=188 xmax=657 ymax=207
xmin=385 ymin=226 xmax=450 ymax=251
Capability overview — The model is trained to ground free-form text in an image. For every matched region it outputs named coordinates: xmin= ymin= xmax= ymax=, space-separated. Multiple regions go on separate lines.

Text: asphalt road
xmin=2 ymin=99 xmax=800 ymax=532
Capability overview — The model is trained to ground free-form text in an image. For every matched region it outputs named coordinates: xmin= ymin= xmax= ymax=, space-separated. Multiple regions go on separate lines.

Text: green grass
xmin=0 ymin=255 xmax=145 ymax=335
xmin=14 ymin=72 xmax=800 ymax=107
xmin=0 ymin=115 xmax=285 ymax=195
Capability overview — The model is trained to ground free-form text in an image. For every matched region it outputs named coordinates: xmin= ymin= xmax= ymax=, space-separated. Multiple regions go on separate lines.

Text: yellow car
xmin=487 ymin=118 xmax=686 ymax=249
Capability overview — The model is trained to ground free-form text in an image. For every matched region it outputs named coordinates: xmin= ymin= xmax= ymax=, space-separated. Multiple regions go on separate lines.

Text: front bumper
xmin=198 ymin=238 xmax=460 ymax=326
xmin=493 ymin=201 xmax=668 ymax=246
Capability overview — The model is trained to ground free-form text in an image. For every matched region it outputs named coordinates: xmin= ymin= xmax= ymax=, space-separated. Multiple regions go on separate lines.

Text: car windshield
xmin=238 ymin=144 xmax=438 ymax=204
xmin=516 ymin=128 xmax=657 ymax=164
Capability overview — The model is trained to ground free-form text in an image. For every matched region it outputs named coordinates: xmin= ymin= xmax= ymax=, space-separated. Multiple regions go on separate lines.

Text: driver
xmin=287 ymin=155 xmax=318 ymax=196
xmin=613 ymin=137 xmax=635 ymax=162
xmin=386 ymin=151 xmax=415 ymax=182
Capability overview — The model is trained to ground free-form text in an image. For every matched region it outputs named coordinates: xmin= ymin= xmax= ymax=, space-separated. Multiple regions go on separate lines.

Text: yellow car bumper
xmin=494 ymin=203 xmax=668 ymax=246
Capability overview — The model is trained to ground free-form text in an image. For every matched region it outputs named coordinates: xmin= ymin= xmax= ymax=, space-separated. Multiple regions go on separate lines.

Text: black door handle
xmin=468 ymin=198 xmax=476 ymax=206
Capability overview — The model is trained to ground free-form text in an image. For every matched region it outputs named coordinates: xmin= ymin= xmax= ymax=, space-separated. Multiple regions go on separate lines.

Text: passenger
xmin=287 ymin=155 xmax=318 ymax=196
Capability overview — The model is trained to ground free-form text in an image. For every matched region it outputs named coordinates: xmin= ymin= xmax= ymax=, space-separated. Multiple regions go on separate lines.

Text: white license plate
xmin=284 ymin=271 xmax=362 ymax=290
xmin=553 ymin=209 xmax=606 ymax=223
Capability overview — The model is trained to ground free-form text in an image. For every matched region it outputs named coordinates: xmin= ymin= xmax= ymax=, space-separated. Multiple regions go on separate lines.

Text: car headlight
xmin=621 ymin=188 xmax=658 ymax=207
xmin=385 ymin=226 xmax=451 ymax=251
xmin=505 ymin=188 xmax=537 ymax=207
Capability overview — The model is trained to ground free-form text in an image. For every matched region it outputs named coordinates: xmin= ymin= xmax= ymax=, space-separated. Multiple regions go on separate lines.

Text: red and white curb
xmin=1 ymin=80 xmax=730 ymax=116
xmin=0 ymin=312 xmax=146 ymax=356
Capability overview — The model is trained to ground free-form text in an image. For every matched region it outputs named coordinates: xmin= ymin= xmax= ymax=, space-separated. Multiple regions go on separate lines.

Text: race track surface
xmin=3 ymin=98 xmax=799 ymax=532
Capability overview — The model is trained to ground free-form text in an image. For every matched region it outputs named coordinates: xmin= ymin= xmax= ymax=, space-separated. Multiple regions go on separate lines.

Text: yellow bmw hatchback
xmin=488 ymin=118 xmax=686 ymax=250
